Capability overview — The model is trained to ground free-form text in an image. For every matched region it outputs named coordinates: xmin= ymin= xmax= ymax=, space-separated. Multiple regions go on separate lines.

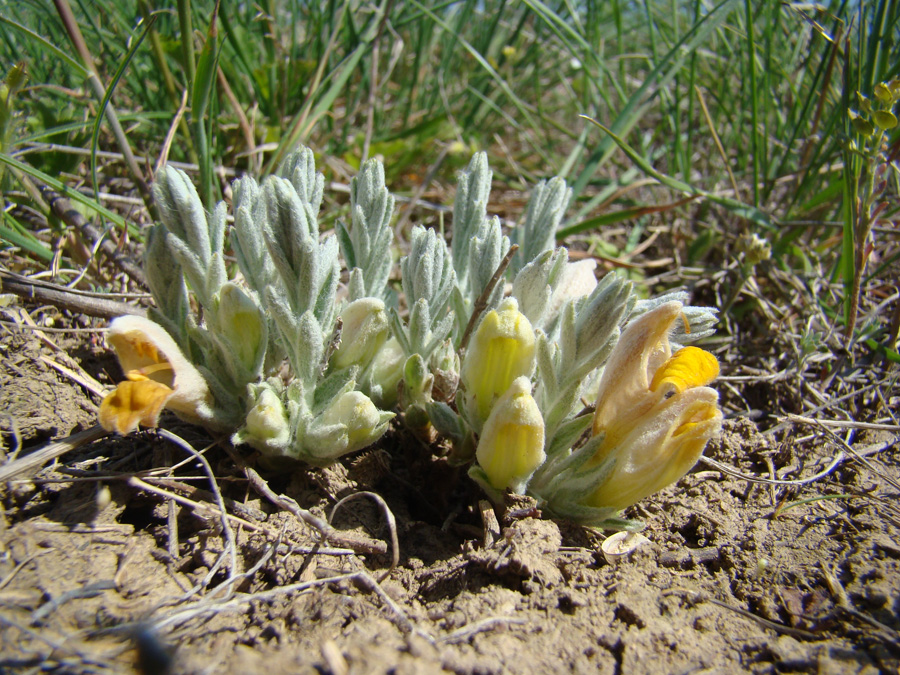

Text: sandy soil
xmin=1 ymin=319 xmax=899 ymax=674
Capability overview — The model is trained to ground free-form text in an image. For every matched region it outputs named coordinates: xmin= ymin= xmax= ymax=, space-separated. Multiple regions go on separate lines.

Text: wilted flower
xmin=461 ymin=297 xmax=536 ymax=427
xmin=98 ymin=316 xmax=214 ymax=434
xmin=584 ymin=301 xmax=722 ymax=510
xmin=473 ymin=376 xmax=545 ymax=494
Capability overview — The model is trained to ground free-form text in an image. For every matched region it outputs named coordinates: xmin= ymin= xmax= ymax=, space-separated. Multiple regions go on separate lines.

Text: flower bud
xmin=331 ymin=298 xmax=389 ymax=370
xmin=874 ymin=82 xmax=894 ymax=103
xmin=366 ymin=336 xmax=405 ymax=408
xmin=474 ymin=377 xmax=545 ymax=494
xmin=737 ymin=233 xmax=771 ymax=266
xmin=461 ymin=297 xmax=536 ymax=427
xmin=430 ymin=339 xmax=460 ymax=402
xmin=211 ymin=282 xmax=267 ymax=382
xmin=305 ymin=391 xmax=394 ymax=464
xmin=403 ymin=353 xmax=434 ymax=400
xmin=239 ymin=385 xmax=290 ymax=451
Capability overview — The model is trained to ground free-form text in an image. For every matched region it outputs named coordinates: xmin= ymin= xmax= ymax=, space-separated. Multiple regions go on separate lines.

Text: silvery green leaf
xmin=387 ymin=307 xmax=411 ymax=355
xmin=510 ymin=177 xmax=571 ymax=273
xmin=574 ymin=274 xmax=633 ymax=366
xmin=144 ymin=225 xmax=189 ymax=340
xmin=427 ymin=401 xmax=465 ymax=441
xmin=312 ymin=367 xmax=358 ymax=414
xmin=279 ymin=147 xmax=324 ymax=220
xmin=160 ymin=232 xmax=208 ymax=305
xmin=401 ymin=226 xmax=455 ymax=318
xmin=339 ymin=158 xmax=395 ymax=302
xmin=532 ymin=435 xmax=609 ymax=499
xmin=153 ymin=166 xmax=228 ymax=308
xmin=262 ymin=178 xmax=317 ymax=294
xmin=543 ymin=382 xmax=581 ymax=444
xmin=467 ymin=215 xmax=509 ymax=310
xmin=348 ymin=267 xmax=366 ymax=301
xmin=511 ymin=248 xmax=567 ymax=326
xmin=451 ymin=152 xmax=492 ymax=289
xmin=422 ymin=311 xmax=455 ymax=357
xmin=295 ymin=310 xmax=325 ymax=385
xmin=233 ymin=175 xmax=279 ymax=298
xmin=630 ymin=292 xmax=718 ymax=343
xmin=535 ymin=332 xmax=559 ymax=401
xmin=673 ymin=305 xmax=719 ymax=345
xmin=544 ymin=413 xmax=592 ymax=459
xmin=408 ymin=298 xmax=431 ymax=356
xmin=558 ymin=302 xmax=577 ymax=371
xmin=313 ymin=235 xmax=340 ymax=328
xmin=153 ymin=165 xmax=210 ymax=259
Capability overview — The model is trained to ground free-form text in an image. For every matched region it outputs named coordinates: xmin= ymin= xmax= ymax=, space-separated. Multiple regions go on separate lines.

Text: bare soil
xmin=1 ymin=317 xmax=899 ymax=674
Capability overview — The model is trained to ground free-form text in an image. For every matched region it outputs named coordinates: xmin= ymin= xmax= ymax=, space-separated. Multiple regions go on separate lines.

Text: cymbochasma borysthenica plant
xmin=99 ymin=148 xmax=722 ymax=529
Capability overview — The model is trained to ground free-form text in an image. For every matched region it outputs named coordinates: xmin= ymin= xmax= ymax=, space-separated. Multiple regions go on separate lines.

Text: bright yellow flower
xmin=98 ymin=316 xmax=213 ymax=434
xmin=585 ymin=301 xmax=722 ymax=510
xmin=461 ymin=298 xmax=536 ymax=427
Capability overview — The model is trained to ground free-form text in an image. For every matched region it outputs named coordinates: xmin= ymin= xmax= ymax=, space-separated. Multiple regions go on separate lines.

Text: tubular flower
xmin=461 ymin=297 xmax=536 ymax=427
xmin=98 ymin=316 xmax=213 ymax=434
xmin=331 ymin=298 xmax=390 ymax=370
xmin=474 ymin=376 xmax=545 ymax=494
xmin=585 ymin=301 xmax=722 ymax=510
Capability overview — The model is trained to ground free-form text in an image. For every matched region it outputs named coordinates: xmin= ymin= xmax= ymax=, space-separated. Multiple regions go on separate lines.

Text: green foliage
xmin=0 ymin=0 xmax=896 ymax=347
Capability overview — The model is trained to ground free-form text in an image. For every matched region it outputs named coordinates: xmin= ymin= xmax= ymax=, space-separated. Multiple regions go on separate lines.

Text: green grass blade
xmin=0 ymin=152 xmax=136 ymax=237
xmin=90 ymin=14 xmax=156 ymax=208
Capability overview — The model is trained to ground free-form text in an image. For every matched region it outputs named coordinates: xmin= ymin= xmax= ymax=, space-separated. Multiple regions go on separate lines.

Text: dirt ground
xmin=1 ymin=315 xmax=899 ymax=674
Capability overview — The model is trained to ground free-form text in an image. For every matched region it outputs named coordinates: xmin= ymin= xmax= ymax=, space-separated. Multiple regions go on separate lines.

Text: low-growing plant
xmin=99 ymin=149 xmax=723 ymax=529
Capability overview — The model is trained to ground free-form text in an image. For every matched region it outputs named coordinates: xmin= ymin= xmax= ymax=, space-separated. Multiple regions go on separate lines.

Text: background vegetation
xmin=1 ymin=0 xmax=898 ymax=374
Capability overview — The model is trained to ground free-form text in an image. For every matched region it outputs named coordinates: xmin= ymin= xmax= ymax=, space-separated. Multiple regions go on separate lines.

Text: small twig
xmin=0 ymin=551 xmax=46 ymax=592
xmin=699 ymin=453 xmax=845 ymax=486
xmin=154 ymin=430 xmax=239 ymax=592
xmin=786 ymin=414 xmax=900 ymax=433
xmin=821 ymin=563 xmax=900 ymax=644
xmin=243 ymin=466 xmax=387 ymax=555
xmin=31 ymin=580 xmax=116 ymax=625
xmin=699 ymin=438 xmax=894 ymax=487
xmin=39 ymin=355 xmax=105 ymax=399
xmin=2 ymin=269 xmax=146 ymax=319
xmin=150 ymin=570 xmax=427 ymax=643
xmin=438 ymin=616 xmax=528 ymax=644
xmin=663 ymin=589 xmax=819 ymax=640
xmin=329 ymin=491 xmax=399 ymax=580
xmin=127 ymin=476 xmax=354 ymax=556
xmin=459 ymin=244 xmax=519 ymax=353
xmin=0 ymin=424 xmax=108 ymax=482
xmin=38 ymin=186 xmax=149 ymax=289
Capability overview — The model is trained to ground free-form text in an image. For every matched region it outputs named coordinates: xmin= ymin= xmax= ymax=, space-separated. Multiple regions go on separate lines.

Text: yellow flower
xmin=461 ymin=298 xmax=536 ymax=427
xmin=475 ymin=376 xmax=545 ymax=493
xmin=585 ymin=301 xmax=722 ymax=510
xmin=331 ymin=298 xmax=389 ymax=370
xmin=98 ymin=316 xmax=213 ymax=434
